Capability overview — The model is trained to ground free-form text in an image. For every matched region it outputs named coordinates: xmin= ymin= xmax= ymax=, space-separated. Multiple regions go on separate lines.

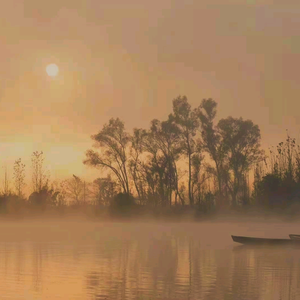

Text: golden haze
xmin=0 ymin=0 xmax=300 ymax=186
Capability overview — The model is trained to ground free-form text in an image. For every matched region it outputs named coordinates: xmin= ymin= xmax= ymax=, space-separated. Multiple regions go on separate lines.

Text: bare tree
xmin=51 ymin=180 xmax=67 ymax=207
xmin=13 ymin=158 xmax=26 ymax=198
xmin=91 ymin=175 xmax=118 ymax=206
xmin=82 ymin=180 xmax=88 ymax=204
xmin=31 ymin=151 xmax=49 ymax=193
xmin=2 ymin=166 xmax=11 ymax=196
xmin=65 ymin=175 xmax=84 ymax=205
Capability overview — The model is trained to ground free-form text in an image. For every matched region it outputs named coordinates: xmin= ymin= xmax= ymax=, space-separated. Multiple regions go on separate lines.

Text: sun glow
xmin=46 ymin=64 xmax=59 ymax=77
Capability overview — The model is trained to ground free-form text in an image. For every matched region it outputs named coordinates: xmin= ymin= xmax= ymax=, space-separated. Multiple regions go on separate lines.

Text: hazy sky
xmin=0 ymin=0 xmax=300 ymax=184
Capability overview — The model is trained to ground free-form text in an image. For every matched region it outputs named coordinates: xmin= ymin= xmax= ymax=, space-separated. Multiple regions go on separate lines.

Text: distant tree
xmin=254 ymin=173 xmax=282 ymax=207
xmin=63 ymin=175 xmax=89 ymax=205
xmin=31 ymin=151 xmax=49 ymax=193
xmin=110 ymin=192 xmax=136 ymax=217
xmin=112 ymin=192 xmax=135 ymax=207
xmin=92 ymin=175 xmax=118 ymax=206
xmin=251 ymin=162 xmax=265 ymax=204
xmin=28 ymin=186 xmax=59 ymax=209
xmin=0 ymin=193 xmax=25 ymax=214
xmin=51 ymin=180 xmax=67 ymax=208
xmin=252 ymin=134 xmax=300 ymax=208
xmin=13 ymin=158 xmax=26 ymax=198
xmin=197 ymin=190 xmax=215 ymax=213
xmin=2 ymin=166 xmax=11 ymax=196
xmin=267 ymin=133 xmax=297 ymax=185
xmin=84 ymin=118 xmax=131 ymax=194
xmin=295 ymin=142 xmax=300 ymax=184
xmin=82 ymin=180 xmax=89 ymax=204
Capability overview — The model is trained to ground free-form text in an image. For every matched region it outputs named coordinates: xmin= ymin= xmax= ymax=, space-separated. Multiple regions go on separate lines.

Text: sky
xmin=0 ymin=0 xmax=300 ymax=186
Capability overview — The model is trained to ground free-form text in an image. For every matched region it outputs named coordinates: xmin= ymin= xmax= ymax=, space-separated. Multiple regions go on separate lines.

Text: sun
xmin=46 ymin=63 xmax=59 ymax=77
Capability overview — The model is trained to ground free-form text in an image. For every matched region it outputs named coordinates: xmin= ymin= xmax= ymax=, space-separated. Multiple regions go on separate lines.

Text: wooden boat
xmin=232 ymin=235 xmax=300 ymax=246
xmin=289 ymin=234 xmax=300 ymax=240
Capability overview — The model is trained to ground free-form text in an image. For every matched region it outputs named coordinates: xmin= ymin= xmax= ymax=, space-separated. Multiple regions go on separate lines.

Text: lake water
xmin=0 ymin=219 xmax=300 ymax=300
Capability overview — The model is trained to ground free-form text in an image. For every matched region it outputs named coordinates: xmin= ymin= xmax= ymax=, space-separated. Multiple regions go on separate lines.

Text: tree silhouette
xmin=217 ymin=117 xmax=264 ymax=206
xmin=31 ymin=151 xmax=49 ymax=193
xmin=129 ymin=128 xmax=148 ymax=204
xmin=145 ymin=118 xmax=183 ymax=206
xmin=169 ymin=95 xmax=199 ymax=205
xmin=197 ymin=99 xmax=227 ymax=208
xmin=92 ymin=175 xmax=117 ymax=206
xmin=28 ymin=186 xmax=59 ymax=209
xmin=84 ymin=118 xmax=131 ymax=194
xmin=13 ymin=158 xmax=26 ymax=198
xmin=2 ymin=166 xmax=11 ymax=196
xmin=64 ymin=175 xmax=84 ymax=205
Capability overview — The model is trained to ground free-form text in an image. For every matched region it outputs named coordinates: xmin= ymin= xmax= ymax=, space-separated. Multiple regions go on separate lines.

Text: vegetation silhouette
xmin=0 ymin=96 xmax=300 ymax=220
xmin=109 ymin=193 xmax=136 ymax=218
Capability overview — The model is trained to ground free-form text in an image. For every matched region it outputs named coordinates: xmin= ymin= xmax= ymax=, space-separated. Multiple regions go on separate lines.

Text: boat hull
xmin=232 ymin=235 xmax=300 ymax=246
xmin=289 ymin=234 xmax=300 ymax=240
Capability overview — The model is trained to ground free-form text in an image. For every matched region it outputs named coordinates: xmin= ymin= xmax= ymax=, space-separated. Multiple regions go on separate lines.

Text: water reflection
xmin=0 ymin=222 xmax=300 ymax=299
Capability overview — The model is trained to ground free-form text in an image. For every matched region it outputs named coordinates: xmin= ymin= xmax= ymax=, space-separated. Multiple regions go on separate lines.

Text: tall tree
xmin=31 ymin=151 xmax=49 ymax=193
xmin=145 ymin=118 xmax=183 ymax=206
xmin=169 ymin=95 xmax=199 ymax=205
xmin=84 ymin=118 xmax=131 ymax=194
xmin=217 ymin=117 xmax=264 ymax=206
xmin=129 ymin=128 xmax=148 ymax=204
xmin=196 ymin=99 xmax=227 ymax=207
xmin=13 ymin=158 xmax=26 ymax=198
xmin=190 ymin=151 xmax=211 ymax=205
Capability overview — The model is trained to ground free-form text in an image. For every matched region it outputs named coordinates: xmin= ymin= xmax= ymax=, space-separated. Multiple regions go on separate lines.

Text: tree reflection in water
xmin=0 ymin=222 xmax=299 ymax=299
xmin=85 ymin=235 xmax=300 ymax=300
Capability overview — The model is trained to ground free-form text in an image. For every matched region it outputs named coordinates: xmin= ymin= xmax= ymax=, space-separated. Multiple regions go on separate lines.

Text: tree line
xmin=84 ymin=96 xmax=264 ymax=209
xmin=1 ymin=96 xmax=300 ymax=217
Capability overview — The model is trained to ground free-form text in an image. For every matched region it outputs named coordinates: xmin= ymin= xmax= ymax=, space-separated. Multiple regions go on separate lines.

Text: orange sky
xmin=0 ymin=0 xmax=300 ymax=186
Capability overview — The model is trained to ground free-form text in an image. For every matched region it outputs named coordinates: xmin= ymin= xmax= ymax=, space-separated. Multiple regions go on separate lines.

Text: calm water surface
xmin=0 ymin=220 xmax=300 ymax=300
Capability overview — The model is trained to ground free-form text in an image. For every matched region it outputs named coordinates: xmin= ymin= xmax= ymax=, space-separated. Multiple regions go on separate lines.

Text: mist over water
xmin=0 ymin=219 xmax=299 ymax=300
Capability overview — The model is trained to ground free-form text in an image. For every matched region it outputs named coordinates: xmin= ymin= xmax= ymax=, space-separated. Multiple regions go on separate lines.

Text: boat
xmin=289 ymin=234 xmax=300 ymax=240
xmin=232 ymin=235 xmax=300 ymax=246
